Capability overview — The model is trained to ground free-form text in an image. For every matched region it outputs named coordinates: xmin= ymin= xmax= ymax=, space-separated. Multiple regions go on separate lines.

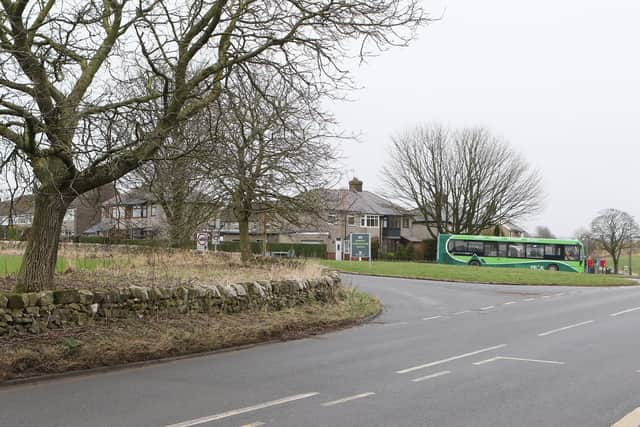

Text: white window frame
xmin=346 ymin=215 xmax=356 ymax=226
xmin=360 ymin=214 xmax=380 ymax=228
xmin=327 ymin=213 xmax=337 ymax=224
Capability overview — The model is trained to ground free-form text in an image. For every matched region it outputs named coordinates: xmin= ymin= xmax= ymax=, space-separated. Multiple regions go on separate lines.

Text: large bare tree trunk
xmin=238 ymin=217 xmax=251 ymax=263
xmin=16 ymin=189 xmax=71 ymax=292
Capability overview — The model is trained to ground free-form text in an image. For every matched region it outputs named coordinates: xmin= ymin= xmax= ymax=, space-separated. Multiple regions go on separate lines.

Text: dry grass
xmin=0 ymin=288 xmax=380 ymax=382
xmin=0 ymin=243 xmax=324 ymax=291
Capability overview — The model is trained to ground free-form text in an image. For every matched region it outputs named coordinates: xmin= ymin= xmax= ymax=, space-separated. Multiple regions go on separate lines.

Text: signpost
xmin=212 ymin=234 xmax=222 ymax=252
xmin=196 ymin=232 xmax=209 ymax=252
xmin=350 ymin=233 xmax=371 ymax=266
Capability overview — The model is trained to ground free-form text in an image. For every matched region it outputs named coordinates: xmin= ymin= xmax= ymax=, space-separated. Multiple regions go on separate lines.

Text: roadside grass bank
xmin=0 ymin=287 xmax=379 ymax=382
xmin=323 ymin=260 xmax=636 ymax=286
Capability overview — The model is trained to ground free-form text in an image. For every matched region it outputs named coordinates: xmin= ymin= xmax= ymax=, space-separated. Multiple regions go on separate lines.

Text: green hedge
xmin=216 ymin=241 xmax=326 ymax=258
xmin=76 ymin=236 xmax=326 ymax=258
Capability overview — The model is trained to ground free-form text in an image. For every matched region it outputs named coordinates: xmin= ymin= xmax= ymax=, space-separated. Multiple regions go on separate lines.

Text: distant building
xmin=0 ymin=185 xmax=114 ymax=238
xmin=83 ymin=189 xmax=167 ymax=239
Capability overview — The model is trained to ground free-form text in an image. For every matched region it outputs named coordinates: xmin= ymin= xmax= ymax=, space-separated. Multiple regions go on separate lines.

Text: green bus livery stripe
xmin=448 ymin=256 xmax=580 ymax=271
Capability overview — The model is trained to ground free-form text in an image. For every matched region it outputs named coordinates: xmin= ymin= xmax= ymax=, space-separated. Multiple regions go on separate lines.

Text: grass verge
xmin=323 ymin=260 xmax=636 ymax=286
xmin=0 ymin=288 xmax=379 ymax=383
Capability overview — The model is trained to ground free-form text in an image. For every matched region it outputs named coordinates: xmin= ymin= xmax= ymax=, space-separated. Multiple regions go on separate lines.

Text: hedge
xmin=76 ymin=236 xmax=326 ymax=258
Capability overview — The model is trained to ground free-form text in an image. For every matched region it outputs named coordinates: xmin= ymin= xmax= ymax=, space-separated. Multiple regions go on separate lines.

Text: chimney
xmin=349 ymin=177 xmax=363 ymax=192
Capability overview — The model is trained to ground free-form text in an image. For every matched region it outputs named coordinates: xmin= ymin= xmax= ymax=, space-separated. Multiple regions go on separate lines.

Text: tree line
xmin=0 ymin=0 xmax=427 ymax=291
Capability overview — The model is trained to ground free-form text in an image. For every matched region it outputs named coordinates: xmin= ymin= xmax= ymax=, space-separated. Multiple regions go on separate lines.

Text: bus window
xmin=485 ymin=242 xmax=498 ymax=257
xmin=544 ymin=245 xmax=563 ymax=260
xmin=448 ymin=240 xmax=468 ymax=255
xmin=468 ymin=241 xmax=484 ymax=256
xmin=564 ymin=245 xmax=580 ymax=260
xmin=498 ymin=243 xmax=508 ymax=257
xmin=508 ymin=243 xmax=525 ymax=258
xmin=527 ymin=244 xmax=544 ymax=259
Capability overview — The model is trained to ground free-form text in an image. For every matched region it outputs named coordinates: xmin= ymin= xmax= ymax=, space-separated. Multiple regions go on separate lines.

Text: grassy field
xmin=0 ymin=255 xmax=109 ymax=277
xmin=0 ymin=244 xmax=324 ymax=291
xmin=323 ymin=260 xmax=636 ymax=286
xmin=604 ymin=253 xmax=640 ymax=275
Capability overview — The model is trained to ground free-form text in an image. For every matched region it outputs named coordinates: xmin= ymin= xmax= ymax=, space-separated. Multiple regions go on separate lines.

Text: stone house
xmin=0 ymin=185 xmax=114 ymax=238
xmin=83 ymin=189 xmax=168 ymax=239
xmin=275 ymin=178 xmax=418 ymax=259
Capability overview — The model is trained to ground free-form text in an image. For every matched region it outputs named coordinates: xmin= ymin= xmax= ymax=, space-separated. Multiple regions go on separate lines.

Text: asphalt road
xmin=2 ymin=274 xmax=640 ymax=427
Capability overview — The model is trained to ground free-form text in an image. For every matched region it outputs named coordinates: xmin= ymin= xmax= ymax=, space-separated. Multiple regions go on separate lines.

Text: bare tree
xmin=0 ymin=0 xmax=427 ymax=290
xmin=205 ymin=71 xmax=337 ymax=262
xmin=535 ymin=225 xmax=556 ymax=239
xmin=130 ymin=113 xmax=223 ymax=246
xmin=590 ymin=208 xmax=638 ymax=274
xmin=382 ymin=124 xmax=543 ymax=238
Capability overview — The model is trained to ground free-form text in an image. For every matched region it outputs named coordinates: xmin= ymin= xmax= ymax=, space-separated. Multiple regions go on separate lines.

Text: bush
xmin=216 ymin=241 xmax=326 ymax=258
xmin=423 ymin=239 xmax=437 ymax=261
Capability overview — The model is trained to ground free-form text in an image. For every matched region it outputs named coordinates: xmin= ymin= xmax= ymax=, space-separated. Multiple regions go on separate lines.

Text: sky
xmin=330 ymin=0 xmax=640 ymax=238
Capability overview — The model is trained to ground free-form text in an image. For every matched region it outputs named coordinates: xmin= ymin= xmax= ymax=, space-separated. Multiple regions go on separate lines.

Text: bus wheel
xmin=547 ymin=264 xmax=559 ymax=271
xmin=469 ymin=260 xmax=481 ymax=267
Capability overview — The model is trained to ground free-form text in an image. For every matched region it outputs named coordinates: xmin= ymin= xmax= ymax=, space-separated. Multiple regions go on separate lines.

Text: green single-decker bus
xmin=436 ymin=234 xmax=584 ymax=272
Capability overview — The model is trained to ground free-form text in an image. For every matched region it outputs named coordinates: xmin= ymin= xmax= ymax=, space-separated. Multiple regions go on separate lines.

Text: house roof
xmin=103 ymin=189 xmax=154 ymax=206
xmin=0 ymin=194 xmax=35 ymax=216
xmin=83 ymin=221 xmax=114 ymax=234
xmin=319 ymin=189 xmax=404 ymax=216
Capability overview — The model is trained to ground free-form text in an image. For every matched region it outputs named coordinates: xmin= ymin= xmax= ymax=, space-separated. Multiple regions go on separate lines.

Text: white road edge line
xmin=611 ymin=407 xmax=640 ymax=427
xmin=164 ymin=392 xmax=319 ymax=427
xmin=396 ymin=344 xmax=507 ymax=374
xmin=423 ymin=316 xmax=442 ymax=321
xmin=240 ymin=423 xmax=265 ymax=427
xmin=503 ymin=301 xmax=517 ymax=305
xmin=411 ymin=370 xmax=451 ymax=382
xmin=321 ymin=392 xmax=375 ymax=407
xmin=473 ymin=356 xmax=564 ymax=366
xmin=479 ymin=305 xmax=495 ymax=311
xmin=537 ymin=320 xmax=594 ymax=337
xmin=610 ymin=306 xmax=640 ymax=317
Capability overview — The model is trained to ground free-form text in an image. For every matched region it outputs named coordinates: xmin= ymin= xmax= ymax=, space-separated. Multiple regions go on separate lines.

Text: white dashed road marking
xmin=321 ymin=392 xmax=375 ymax=407
xmin=522 ymin=298 xmax=536 ymax=302
xmin=479 ymin=305 xmax=495 ymax=311
xmin=453 ymin=310 xmax=470 ymax=315
xmin=164 ymin=392 xmax=319 ymax=427
xmin=423 ymin=316 xmax=442 ymax=321
xmin=396 ymin=344 xmax=507 ymax=374
xmin=537 ymin=320 xmax=594 ymax=337
xmin=240 ymin=423 xmax=265 ymax=427
xmin=472 ymin=356 xmax=564 ymax=366
xmin=411 ymin=370 xmax=451 ymax=383
xmin=610 ymin=306 xmax=640 ymax=317
xmin=503 ymin=301 xmax=517 ymax=305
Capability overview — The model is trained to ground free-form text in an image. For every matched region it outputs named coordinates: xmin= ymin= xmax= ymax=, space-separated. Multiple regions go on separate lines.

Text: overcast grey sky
xmin=331 ymin=0 xmax=640 ymax=238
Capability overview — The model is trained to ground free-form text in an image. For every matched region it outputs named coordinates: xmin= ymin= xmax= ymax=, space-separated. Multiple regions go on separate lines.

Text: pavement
xmin=2 ymin=273 xmax=640 ymax=427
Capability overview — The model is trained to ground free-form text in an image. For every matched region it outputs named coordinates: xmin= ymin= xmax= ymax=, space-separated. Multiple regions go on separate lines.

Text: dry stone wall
xmin=0 ymin=273 xmax=341 ymax=337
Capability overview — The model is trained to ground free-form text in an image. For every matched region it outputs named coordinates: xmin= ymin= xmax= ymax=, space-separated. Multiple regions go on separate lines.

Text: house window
xmin=132 ymin=205 xmax=147 ymax=218
xmin=111 ymin=207 xmax=125 ymax=219
xmin=402 ymin=217 xmax=410 ymax=228
xmin=347 ymin=215 xmax=356 ymax=226
xmin=327 ymin=213 xmax=337 ymax=224
xmin=16 ymin=214 xmax=32 ymax=225
xmin=151 ymin=205 xmax=158 ymax=217
xmin=63 ymin=208 xmax=76 ymax=222
xmin=360 ymin=215 xmax=379 ymax=228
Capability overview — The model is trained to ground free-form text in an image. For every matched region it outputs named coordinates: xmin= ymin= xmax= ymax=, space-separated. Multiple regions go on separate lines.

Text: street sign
xmin=350 ymin=233 xmax=371 ymax=260
xmin=196 ymin=232 xmax=209 ymax=252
